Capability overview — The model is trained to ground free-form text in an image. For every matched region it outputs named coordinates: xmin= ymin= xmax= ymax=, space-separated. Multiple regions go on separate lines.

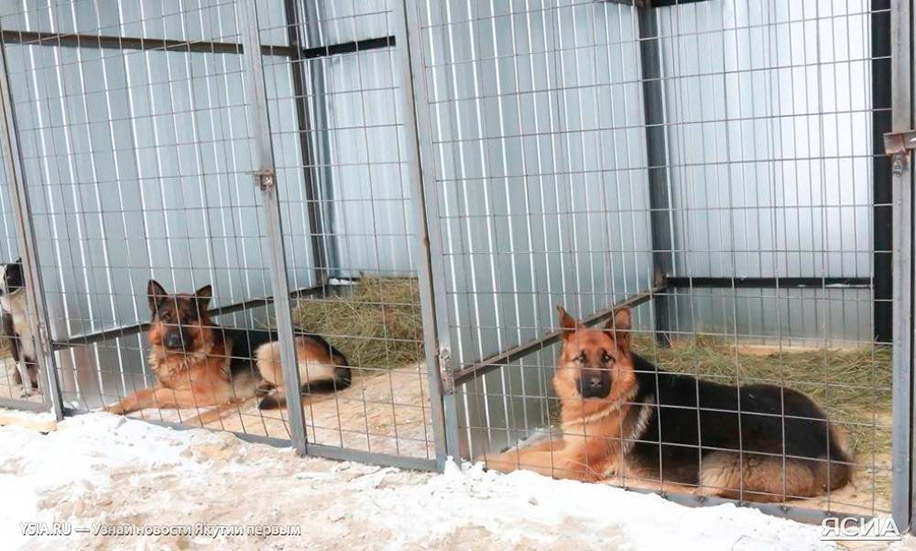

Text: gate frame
xmin=889 ymin=0 xmax=915 ymax=531
xmin=239 ymin=0 xmax=445 ymax=471
xmin=0 ymin=35 xmax=63 ymax=420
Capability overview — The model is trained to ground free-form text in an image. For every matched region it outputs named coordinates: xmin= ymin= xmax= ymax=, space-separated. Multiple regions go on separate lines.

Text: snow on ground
xmin=0 ymin=412 xmax=903 ymax=550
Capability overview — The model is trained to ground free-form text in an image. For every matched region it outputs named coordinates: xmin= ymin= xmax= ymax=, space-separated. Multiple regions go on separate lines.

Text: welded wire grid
xmin=0 ymin=0 xmax=435 ymax=461
xmin=415 ymin=0 xmax=892 ymax=516
xmin=0 ymin=0 xmax=314 ymax=439
xmin=265 ymin=0 xmax=435 ymax=460
xmin=0 ymin=185 xmax=44 ymax=407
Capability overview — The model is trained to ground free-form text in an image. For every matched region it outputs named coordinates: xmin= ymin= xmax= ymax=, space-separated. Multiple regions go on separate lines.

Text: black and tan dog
xmin=486 ymin=306 xmax=853 ymax=503
xmin=105 ymin=280 xmax=350 ymax=415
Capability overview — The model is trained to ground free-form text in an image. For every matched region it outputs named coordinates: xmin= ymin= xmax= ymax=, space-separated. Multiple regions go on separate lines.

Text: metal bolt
xmin=892 ymin=153 xmax=906 ymax=176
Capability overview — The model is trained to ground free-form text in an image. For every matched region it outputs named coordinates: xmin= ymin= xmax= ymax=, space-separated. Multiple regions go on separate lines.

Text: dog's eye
xmin=577 ymin=352 xmax=587 ymax=363
xmin=602 ymin=352 xmax=612 ymax=363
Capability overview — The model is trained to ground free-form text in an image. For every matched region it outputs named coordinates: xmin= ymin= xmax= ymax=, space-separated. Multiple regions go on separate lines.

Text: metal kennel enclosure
xmin=0 ymin=0 xmax=913 ymax=529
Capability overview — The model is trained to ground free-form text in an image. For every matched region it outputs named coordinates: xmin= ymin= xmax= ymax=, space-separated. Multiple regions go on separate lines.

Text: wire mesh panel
xmin=257 ymin=0 xmax=437 ymax=464
xmin=0 ymin=0 xmax=313 ymax=440
xmin=0 ymin=128 xmax=45 ymax=411
xmin=409 ymin=0 xmax=899 ymax=521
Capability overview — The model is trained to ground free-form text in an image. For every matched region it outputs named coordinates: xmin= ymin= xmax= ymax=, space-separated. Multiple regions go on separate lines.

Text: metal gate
xmin=0 ymin=0 xmax=913 ymax=530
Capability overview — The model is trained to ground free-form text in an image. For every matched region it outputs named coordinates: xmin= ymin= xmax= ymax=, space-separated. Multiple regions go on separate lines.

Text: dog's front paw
xmin=481 ymin=450 xmax=521 ymax=474
xmin=103 ymin=403 xmax=126 ymax=415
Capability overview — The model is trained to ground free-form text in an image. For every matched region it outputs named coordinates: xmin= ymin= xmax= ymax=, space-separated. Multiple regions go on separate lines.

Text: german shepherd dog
xmin=105 ymin=280 xmax=351 ymax=415
xmin=486 ymin=306 xmax=853 ymax=503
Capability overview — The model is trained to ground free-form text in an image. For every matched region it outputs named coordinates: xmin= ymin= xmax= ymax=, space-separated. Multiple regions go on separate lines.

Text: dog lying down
xmin=484 ymin=306 xmax=853 ymax=503
xmin=104 ymin=280 xmax=352 ymax=415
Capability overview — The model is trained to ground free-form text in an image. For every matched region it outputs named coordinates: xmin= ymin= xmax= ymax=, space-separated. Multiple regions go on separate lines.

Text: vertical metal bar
xmin=238 ymin=0 xmax=307 ymax=455
xmin=397 ymin=0 xmax=461 ymax=467
xmin=0 ymin=42 xmax=64 ymax=420
xmin=889 ymin=0 xmax=915 ymax=530
xmin=875 ymin=0 xmax=895 ymax=345
xmin=302 ymin=2 xmax=338 ymax=275
xmin=284 ymin=0 xmax=329 ymax=288
xmin=637 ymin=6 xmax=673 ymax=347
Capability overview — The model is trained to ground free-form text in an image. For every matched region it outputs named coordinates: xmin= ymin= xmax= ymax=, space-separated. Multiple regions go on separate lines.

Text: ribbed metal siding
xmin=657 ymin=0 xmax=873 ymax=344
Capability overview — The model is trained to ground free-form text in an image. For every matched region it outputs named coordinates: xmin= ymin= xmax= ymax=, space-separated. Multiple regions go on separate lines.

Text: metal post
xmin=637 ymin=6 xmax=674 ymax=347
xmin=301 ymin=2 xmax=339 ymax=275
xmin=238 ymin=0 xmax=307 ymax=454
xmin=284 ymin=0 xmax=329 ymax=288
xmin=887 ymin=0 xmax=914 ymax=531
xmin=396 ymin=0 xmax=462 ymax=467
xmin=0 ymin=41 xmax=64 ymax=420
xmin=875 ymin=0 xmax=894 ymax=345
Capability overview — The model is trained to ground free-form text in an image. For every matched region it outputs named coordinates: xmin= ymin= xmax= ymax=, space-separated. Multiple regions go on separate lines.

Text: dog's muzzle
xmin=579 ymin=371 xmax=611 ymax=399
xmin=164 ymin=330 xmax=185 ymax=350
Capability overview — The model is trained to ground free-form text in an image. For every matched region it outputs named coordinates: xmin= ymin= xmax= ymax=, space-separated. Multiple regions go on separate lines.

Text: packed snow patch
xmin=0 ymin=412 xmax=888 ymax=550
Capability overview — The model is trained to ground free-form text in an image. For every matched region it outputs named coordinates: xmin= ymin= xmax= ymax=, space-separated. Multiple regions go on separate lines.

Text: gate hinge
xmin=883 ymin=131 xmax=916 ymax=176
xmin=438 ymin=348 xmax=455 ymax=395
xmin=255 ymin=170 xmax=275 ymax=191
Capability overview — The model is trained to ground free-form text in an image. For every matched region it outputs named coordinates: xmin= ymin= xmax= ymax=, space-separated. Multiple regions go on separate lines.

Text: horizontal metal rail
xmin=0 ymin=30 xmax=394 ymax=60
xmin=303 ymin=35 xmax=395 ymax=59
xmin=51 ymin=284 xmax=329 ymax=351
xmin=666 ymin=276 xmax=873 ymax=289
xmin=0 ymin=29 xmax=291 ymax=55
xmin=88 ymin=415 xmax=437 ymax=471
xmin=453 ymin=285 xmax=664 ymax=386
xmin=0 ymin=397 xmax=48 ymax=412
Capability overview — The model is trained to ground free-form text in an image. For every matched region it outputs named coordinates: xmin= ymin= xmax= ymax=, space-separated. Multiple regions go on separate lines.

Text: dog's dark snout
xmin=579 ymin=370 xmax=610 ymax=399
xmin=165 ymin=331 xmax=183 ymax=350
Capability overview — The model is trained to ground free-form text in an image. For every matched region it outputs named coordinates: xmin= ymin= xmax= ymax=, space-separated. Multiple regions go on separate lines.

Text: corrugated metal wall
xmin=657 ymin=0 xmax=873 ymax=345
xmin=292 ymin=0 xmax=415 ymax=280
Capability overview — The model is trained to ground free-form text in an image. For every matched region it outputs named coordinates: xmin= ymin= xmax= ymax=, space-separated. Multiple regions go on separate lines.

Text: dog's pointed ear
xmin=604 ymin=306 xmax=632 ymax=352
xmin=194 ymin=285 xmax=212 ymax=311
xmin=147 ymin=280 xmax=167 ymax=314
xmin=557 ymin=305 xmax=582 ymax=341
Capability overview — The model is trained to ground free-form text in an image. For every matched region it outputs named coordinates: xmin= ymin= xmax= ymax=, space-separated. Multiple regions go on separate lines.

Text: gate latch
xmin=438 ymin=348 xmax=455 ymax=395
xmin=255 ymin=170 xmax=275 ymax=191
xmin=883 ymin=131 xmax=916 ymax=175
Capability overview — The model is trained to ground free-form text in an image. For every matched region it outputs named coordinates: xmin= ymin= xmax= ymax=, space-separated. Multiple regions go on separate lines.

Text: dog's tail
xmin=256 ymin=337 xmax=351 ymax=410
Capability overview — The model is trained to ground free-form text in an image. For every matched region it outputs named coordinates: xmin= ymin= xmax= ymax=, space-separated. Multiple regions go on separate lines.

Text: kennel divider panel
xmin=257 ymin=0 xmax=441 ymax=464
